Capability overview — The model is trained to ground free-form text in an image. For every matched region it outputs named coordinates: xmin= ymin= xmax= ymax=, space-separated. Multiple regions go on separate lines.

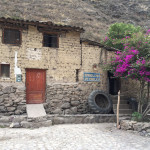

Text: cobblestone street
xmin=0 ymin=123 xmax=150 ymax=150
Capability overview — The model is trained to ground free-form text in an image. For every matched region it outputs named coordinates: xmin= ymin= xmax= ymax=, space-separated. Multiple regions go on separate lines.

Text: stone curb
xmin=0 ymin=114 xmax=116 ymax=128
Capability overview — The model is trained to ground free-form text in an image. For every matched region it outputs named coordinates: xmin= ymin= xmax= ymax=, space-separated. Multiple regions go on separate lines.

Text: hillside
xmin=0 ymin=0 xmax=149 ymax=41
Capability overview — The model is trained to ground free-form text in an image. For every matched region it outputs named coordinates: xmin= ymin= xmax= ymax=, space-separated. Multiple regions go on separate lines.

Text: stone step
xmin=113 ymin=109 xmax=132 ymax=114
xmin=0 ymin=122 xmax=10 ymax=127
xmin=112 ymin=99 xmax=128 ymax=104
xmin=20 ymin=120 xmax=52 ymax=128
xmin=26 ymin=104 xmax=46 ymax=118
xmin=0 ymin=114 xmax=117 ymax=127
xmin=113 ymin=104 xmax=131 ymax=109
xmin=110 ymin=95 xmax=128 ymax=101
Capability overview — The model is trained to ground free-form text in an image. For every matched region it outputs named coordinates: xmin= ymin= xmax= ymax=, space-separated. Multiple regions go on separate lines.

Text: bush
xmin=103 ymin=23 xmax=141 ymax=50
xmin=131 ymin=112 xmax=142 ymax=122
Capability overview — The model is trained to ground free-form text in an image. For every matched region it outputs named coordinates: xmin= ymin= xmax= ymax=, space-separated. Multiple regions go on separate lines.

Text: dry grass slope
xmin=0 ymin=0 xmax=149 ymax=41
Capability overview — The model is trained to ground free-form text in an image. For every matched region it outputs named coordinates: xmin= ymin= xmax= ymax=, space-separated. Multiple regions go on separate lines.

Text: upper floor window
xmin=0 ymin=64 xmax=10 ymax=78
xmin=3 ymin=28 xmax=21 ymax=45
xmin=43 ymin=33 xmax=58 ymax=48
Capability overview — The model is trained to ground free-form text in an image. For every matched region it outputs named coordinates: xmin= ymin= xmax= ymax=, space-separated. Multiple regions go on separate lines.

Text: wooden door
xmin=26 ymin=69 xmax=46 ymax=104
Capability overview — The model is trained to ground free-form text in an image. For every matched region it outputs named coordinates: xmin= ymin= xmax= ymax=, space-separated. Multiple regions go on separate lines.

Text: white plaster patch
xmin=14 ymin=51 xmax=22 ymax=77
xmin=26 ymin=48 xmax=42 ymax=60
xmin=1 ymin=62 xmax=9 ymax=64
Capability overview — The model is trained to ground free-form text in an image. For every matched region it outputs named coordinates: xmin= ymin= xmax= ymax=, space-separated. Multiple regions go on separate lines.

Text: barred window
xmin=43 ymin=33 xmax=58 ymax=48
xmin=0 ymin=64 xmax=10 ymax=78
xmin=3 ymin=28 xmax=21 ymax=45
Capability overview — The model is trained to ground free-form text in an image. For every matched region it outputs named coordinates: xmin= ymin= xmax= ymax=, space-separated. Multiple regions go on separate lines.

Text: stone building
xmin=0 ymin=18 xmax=122 ymax=116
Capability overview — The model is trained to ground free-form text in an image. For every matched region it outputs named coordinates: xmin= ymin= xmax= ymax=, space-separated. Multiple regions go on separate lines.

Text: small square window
xmin=0 ymin=64 xmax=10 ymax=78
xmin=3 ymin=28 xmax=21 ymax=45
xmin=43 ymin=33 xmax=58 ymax=48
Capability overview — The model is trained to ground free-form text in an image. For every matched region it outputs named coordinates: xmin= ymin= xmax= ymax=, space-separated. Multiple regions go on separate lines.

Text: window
xmin=43 ymin=33 xmax=58 ymax=48
xmin=3 ymin=28 xmax=21 ymax=45
xmin=76 ymin=69 xmax=79 ymax=82
xmin=0 ymin=64 xmax=10 ymax=78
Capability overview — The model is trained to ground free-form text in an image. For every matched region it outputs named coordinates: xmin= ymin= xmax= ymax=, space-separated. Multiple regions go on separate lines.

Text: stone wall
xmin=0 ymin=83 xmax=26 ymax=115
xmin=0 ymin=81 xmax=109 ymax=116
xmin=45 ymin=82 xmax=104 ymax=115
xmin=0 ymin=114 xmax=116 ymax=128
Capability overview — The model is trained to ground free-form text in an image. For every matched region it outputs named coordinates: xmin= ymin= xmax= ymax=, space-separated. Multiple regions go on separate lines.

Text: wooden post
xmin=117 ymin=90 xmax=120 ymax=129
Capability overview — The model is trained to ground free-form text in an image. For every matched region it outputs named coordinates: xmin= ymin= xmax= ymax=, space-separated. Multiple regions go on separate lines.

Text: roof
xmin=80 ymin=38 xmax=121 ymax=51
xmin=0 ymin=17 xmax=84 ymax=32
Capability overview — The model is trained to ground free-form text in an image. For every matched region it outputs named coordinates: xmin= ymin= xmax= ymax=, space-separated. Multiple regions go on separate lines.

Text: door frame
xmin=25 ymin=68 xmax=46 ymax=104
xmin=108 ymin=71 xmax=121 ymax=95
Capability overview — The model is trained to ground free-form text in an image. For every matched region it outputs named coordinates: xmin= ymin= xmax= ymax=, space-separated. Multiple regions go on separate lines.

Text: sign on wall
xmin=84 ymin=72 xmax=100 ymax=82
xmin=16 ymin=74 xmax=22 ymax=82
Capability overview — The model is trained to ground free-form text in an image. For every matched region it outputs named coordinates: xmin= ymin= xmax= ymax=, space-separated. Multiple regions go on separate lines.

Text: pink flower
xmin=146 ymin=29 xmax=150 ymax=35
xmin=104 ymin=36 xmax=109 ymax=41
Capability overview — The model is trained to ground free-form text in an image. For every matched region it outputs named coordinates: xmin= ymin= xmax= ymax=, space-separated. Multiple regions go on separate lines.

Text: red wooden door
xmin=26 ymin=69 xmax=46 ymax=104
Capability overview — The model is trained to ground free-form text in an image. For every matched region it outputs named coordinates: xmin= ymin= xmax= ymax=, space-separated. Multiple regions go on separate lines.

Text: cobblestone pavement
xmin=0 ymin=123 xmax=150 ymax=150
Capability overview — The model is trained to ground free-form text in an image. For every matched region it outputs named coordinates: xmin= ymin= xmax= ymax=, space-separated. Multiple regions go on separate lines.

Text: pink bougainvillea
xmin=146 ymin=29 xmax=150 ymax=35
xmin=104 ymin=29 xmax=150 ymax=83
xmin=109 ymin=49 xmax=150 ymax=82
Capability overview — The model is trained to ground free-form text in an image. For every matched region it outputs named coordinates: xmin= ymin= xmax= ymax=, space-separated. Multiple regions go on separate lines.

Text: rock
xmin=0 ymin=122 xmax=10 ymax=127
xmin=120 ymin=120 xmax=134 ymax=130
xmin=4 ymin=101 xmax=13 ymax=107
xmin=0 ymin=117 xmax=10 ymax=123
xmin=0 ymin=91 xmax=3 ymax=96
xmin=64 ymin=117 xmax=76 ymax=124
xmin=21 ymin=120 xmax=52 ymax=128
xmin=0 ymin=84 xmax=3 ymax=89
xmin=53 ymin=108 xmax=63 ymax=114
xmin=0 ymin=95 xmax=4 ymax=103
xmin=15 ymin=110 xmax=23 ymax=115
xmin=41 ymin=120 xmax=52 ymax=127
xmin=133 ymin=123 xmax=144 ymax=131
xmin=43 ymin=103 xmax=49 ymax=109
xmin=10 ymin=122 xmax=21 ymax=128
xmin=84 ymin=116 xmax=95 ymax=123
xmin=140 ymin=131 xmax=145 ymax=136
xmin=7 ymin=107 xmax=16 ymax=112
xmin=142 ymin=123 xmax=150 ymax=130
xmin=53 ymin=117 xmax=64 ymax=124
xmin=17 ymin=86 xmax=25 ymax=91
xmin=14 ymin=98 xmax=22 ymax=103
xmin=61 ymin=103 xmax=70 ymax=109
xmin=57 ymin=95 xmax=64 ymax=100
xmin=64 ymin=109 xmax=72 ymax=114
xmin=17 ymin=105 xmax=26 ymax=111
xmin=3 ymin=94 xmax=9 ymax=99
xmin=77 ymin=88 xmax=82 ymax=91
xmin=63 ymin=98 xmax=70 ymax=102
xmin=13 ymin=116 xmax=27 ymax=122
xmin=146 ymin=129 xmax=150 ymax=133
xmin=30 ymin=117 xmax=47 ymax=123
xmin=21 ymin=121 xmax=31 ymax=128
xmin=0 ymin=106 xmax=6 ymax=112
xmin=10 ymin=87 xmax=16 ymax=93
xmin=9 ymin=93 xmax=16 ymax=99
xmin=71 ymin=101 xmax=80 ymax=106
xmin=71 ymin=107 xmax=78 ymax=114
xmin=3 ymin=87 xmax=12 ymax=94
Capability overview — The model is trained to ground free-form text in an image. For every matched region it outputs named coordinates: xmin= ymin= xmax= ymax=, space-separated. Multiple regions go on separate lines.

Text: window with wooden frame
xmin=3 ymin=28 xmax=21 ymax=45
xmin=0 ymin=64 xmax=10 ymax=78
xmin=43 ymin=33 xmax=59 ymax=48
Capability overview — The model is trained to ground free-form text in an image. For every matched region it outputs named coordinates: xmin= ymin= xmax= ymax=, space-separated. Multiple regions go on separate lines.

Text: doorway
xmin=108 ymin=71 xmax=121 ymax=95
xmin=26 ymin=69 xmax=46 ymax=104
